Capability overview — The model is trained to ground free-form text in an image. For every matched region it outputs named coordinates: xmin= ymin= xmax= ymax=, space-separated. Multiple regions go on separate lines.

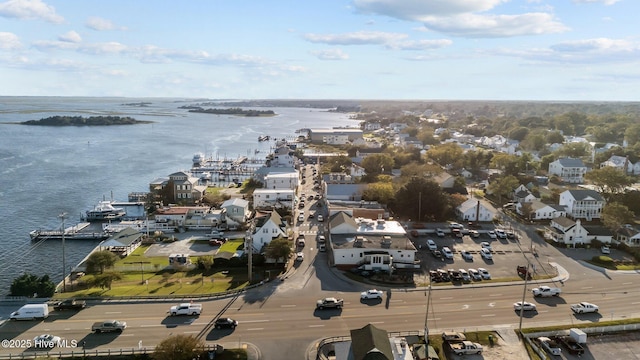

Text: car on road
xmin=461 ymin=250 xmax=473 ymax=261
xmin=360 ymin=289 xmax=384 ymax=300
xmin=308 ymin=212 xmax=314 ymax=219
xmin=426 ymin=239 xmax=437 ymax=251
xmin=449 ymin=222 xmax=463 ymax=229
xmin=317 ymin=214 xmax=324 ymax=222
xmin=487 ymin=231 xmax=497 ymax=239
xmin=478 ymin=268 xmax=491 ymax=279
xmin=316 ymin=297 xmax=344 ymax=310
xmin=33 ymin=334 xmax=61 ymax=348
xmin=468 ymin=268 xmax=482 ymax=281
xmin=571 ymin=302 xmax=599 ymax=314
xmin=469 ymin=230 xmax=480 ymax=238
xmin=480 ymin=248 xmax=493 ymax=260
xmin=436 ymin=228 xmax=445 ymax=237
xmin=295 ymin=252 xmax=304 ymax=262
xmin=215 ymin=317 xmax=238 ymax=329
xmin=513 ymin=301 xmax=537 ymax=311
xmin=601 ymin=245 xmax=611 ymax=254
xmin=480 ymin=242 xmax=492 ymax=251
xmin=441 ymin=247 xmax=454 ymax=259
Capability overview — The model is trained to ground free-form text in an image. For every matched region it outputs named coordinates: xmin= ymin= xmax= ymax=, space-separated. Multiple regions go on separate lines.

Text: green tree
xmin=426 ymin=143 xmax=463 ymax=169
xmin=197 ymin=255 xmax=214 ymax=274
xmin=584 ymin=167 xmax=634 ymax=201
xmin=85 ymin=250 xmax=118 ymax=274
xmin=489 ymin=153 xmax=521 ymax=176
xmin=624 ymin=123 xmax=640 ymax=147
xmin=520 ymin=202 xmax=534 ymax=221
xmin=153 ymin=334 xmax=205 ymax=360
xmin=361 ymin=153 xmax=394 ymax=175
xmin=392 ymin=177 xmax=451 ymax=222
xmin=10 ymin=273 xmax=56 ymax=297
xmin=601 ymin=202 xmax=635 ymax=232
xmin=327 ymin=155 xmax=352 ymax=173
xmin=264 ymin=237 xmax=291 ymax=263
xmin=509 ymin=127 xmax=529 ymax=141
xmin=555 ymin=142 xmax=589 ymax=158
xmin=362 ymin=182 xmax=394 ymax=204
xmin=90 ymin=271 xmax=123 ymax=290
xmin=546 ymin=131 xmax=565 ymax=144
xmin=487 ymin=175 xmax=519 ymax=203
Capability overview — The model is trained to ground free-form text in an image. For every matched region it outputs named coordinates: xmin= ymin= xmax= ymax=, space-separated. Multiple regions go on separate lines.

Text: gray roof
xmin=566 ymin=189 xmax=604 ymax=202
xmin=100 ymin=227 xmax=142 ymax=247
xmin=326 ymin=184 xmax=368 ymax=197
xmin=350 ymin=324 xmax=393 ymax=360
xmin=556 ymin=157 xmax=586 ymax=167
xmin=552 ymin=216 xmax=575 ymax=228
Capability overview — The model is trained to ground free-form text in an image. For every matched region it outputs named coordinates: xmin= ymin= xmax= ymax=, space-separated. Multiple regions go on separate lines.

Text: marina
xmin=29 ymin=222 xmax=109 ymax=241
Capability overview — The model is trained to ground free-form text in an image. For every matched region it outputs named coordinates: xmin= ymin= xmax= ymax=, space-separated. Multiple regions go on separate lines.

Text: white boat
xmin=84 ymin=201 xmax=126 ymax=222
xmin=192 ymin=152 xmax=205 ymax=167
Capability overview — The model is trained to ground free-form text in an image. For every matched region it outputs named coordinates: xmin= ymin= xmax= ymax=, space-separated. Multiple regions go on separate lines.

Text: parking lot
xmin=410 ymin=224 xmax=558 ymax=285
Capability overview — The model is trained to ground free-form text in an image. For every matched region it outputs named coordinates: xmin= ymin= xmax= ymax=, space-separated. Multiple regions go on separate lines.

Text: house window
xmin=263 ymin=228 xmax=268 ymax=233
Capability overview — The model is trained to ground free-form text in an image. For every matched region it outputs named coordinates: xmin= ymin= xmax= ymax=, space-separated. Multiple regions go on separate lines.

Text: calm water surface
xmin=0 ymin=97 xmax=358 ymax=296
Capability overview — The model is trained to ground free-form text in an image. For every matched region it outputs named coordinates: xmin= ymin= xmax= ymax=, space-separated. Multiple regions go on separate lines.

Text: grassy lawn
xmin=56 ymin=241 xmax=250 ymax=299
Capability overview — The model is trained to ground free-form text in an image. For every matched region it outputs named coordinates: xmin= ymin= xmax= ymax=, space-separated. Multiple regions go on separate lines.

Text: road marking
xmin=308 ymin=324 xmax=324 ymax=328
xmin=441 ymin=297 xmax=453 ymax=300
xmin=481 ymin=314 xmax=496 ymax=317
xmin=241 ymin=319 xmax=269 ymax=323
xmin=281 ymin=305 xmax=296 ymax=308
xmin=104 ymin=311 xmax=122 ymax=314
xmin=462 ymin=305 xmax=469 ymax=309
xmin=623 ymin=282 xmax=633 ymax=285
xmin=246 ymin=328 xmax=264 ymax=331
xmin=631 ymin=302 xmax=640 ymax=305
xmin=581 ymin=286 xmax=593 ymax=290
xmin=182 ymin=331 xmax=200 ymax=334
xmin=488 ymin=302 xmax=495 ymax=307
xmin=369 ymin=321 xmax=385 ymax=324
xmin=489 ymin=294 xmax=502 ymax=297
xmin=140 ymin=324 xmax=162 ymax=327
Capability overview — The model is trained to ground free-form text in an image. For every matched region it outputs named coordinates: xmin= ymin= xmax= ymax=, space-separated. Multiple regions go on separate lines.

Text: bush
xmin=591 ymin=255 xmax=614 ymax=267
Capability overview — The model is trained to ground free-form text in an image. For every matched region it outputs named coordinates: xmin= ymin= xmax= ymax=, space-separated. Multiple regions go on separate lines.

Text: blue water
xmin=0 ymin=97 xmax=358 ymax=295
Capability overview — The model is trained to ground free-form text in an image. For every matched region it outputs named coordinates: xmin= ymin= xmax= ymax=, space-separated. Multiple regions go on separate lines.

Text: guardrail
xmin=0 ymin=344 xmax=221 ymax=360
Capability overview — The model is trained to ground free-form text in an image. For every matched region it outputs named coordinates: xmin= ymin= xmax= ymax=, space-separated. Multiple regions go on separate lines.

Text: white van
xmin=298 ymin=212 xmax=305 ymax=222
xmin=10 ymin=303 xmax=49 ymax=320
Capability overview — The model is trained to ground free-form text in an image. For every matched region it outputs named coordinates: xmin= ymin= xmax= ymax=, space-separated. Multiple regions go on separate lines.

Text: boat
xmin=192 ymin=152 xmax=205 ymax=167
xmin=84 ymin=201 xmax=126 ymax=222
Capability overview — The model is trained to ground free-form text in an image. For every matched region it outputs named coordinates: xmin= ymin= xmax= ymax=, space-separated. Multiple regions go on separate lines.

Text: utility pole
xmin=518 ymin=262 xmax=530 ymax=334
xmin=424 ymin=276 xmax=432 ymax=345
xmin=246 ymin=229 xmax=253 ymax=283
xmin=59 ymin=212 xmax=67 ymax=293
xmin=418 ymin=192 xmax=422 ymax=222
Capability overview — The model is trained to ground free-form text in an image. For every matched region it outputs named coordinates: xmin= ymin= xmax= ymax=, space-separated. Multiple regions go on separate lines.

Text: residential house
xmin=325 ymin=183 xmax=368 ymax=201
xmin=513 ymin=185 xmax=537 ymax=204
xmin=349 ymin=164 xmax=366 ymax=178
xmin=328 ymin=213 xmax=417 ymax=271
xmin=616 ymin=225 xmax=640 ymax=247
xmin=456 ymin=199 xmax=495 ymax=222
xmin=433 ymin=172 xmax=455 ymax=189
xmin=264 ymin=172 xmax=299 ymax=190
xmin=559 ymin=189 xmax=605 ymax=220
xmin=363 ymin=121 xmax=382 ymax=131
xmin=221 ymin=198 xmax=250 ymax=225
xmin=252 ymin=189 xmax=295 ymax=209
xmin=271 ymin=145 xmax=296 ymax=168
xmin=387 ymin=122 xmax=408 ymax=133
xmin=167 ymin=171 xmax=205 ymax=205
xmin=154 ymin=206 xmax=222 ymax=229
xmin=330 ymin=323 xmax=415 ymax=360
xmin=354 ymin=148 xmax=385 ymax=163
xmin=547 ymin=217 xmax=612 ymax=246
xmin=517 ymin=200 xmax=566 ymax=220
xmin=548 ymin=158 xmax=588 ymax=184
xmin=248 ymin=211 xmax=287 ymax=253
xmin=600 ymin=155 xmax=635 ymax=175
xmin=308 ymin=128 xmax=363 ymax=144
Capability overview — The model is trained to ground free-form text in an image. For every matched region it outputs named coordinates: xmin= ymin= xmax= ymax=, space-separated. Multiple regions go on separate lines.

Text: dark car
xmin=214 ymin=318 xmax=238 ymax=329
xmin=437 ymin=269 xmax=450 ymax=282
xmin=431 ymin=249 xmax=442 ymax=259
xmin=429 ymin=270 xmax=442 ymax=282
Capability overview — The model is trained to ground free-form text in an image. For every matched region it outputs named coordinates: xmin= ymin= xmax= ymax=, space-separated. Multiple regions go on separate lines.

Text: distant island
xmin=182 ymin=106 xmax=276 ymax=117
xmin=21 ymin=116 xmax=153 ymax=126
xmin=121 ymin=102 xmax=152 ymax=107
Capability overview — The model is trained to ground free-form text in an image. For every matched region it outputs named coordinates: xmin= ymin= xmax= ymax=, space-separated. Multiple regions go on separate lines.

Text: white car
xmin=441 ymin=247 xmax=454 ymax=259
xmin=571 ymin=302 xmax=599 ymax=314
xmin=480 ymin=248 xmax=493 ymax=260
xmin=449 ymin=222 xmax=463 ymax=229
xmin=33 ymin=334 xmax=61 ymax=348
xmin=317 ymin=214 xmax=324 ymax=222
xmin=513 ymin=301 xmax=537 ymax=311
xmin=461 ymin=250 xmax=473 ymax=261
xmin=478 ymin=268 xmax=491 ymax=279
xmin=495 ymin=229 xmax=507 ymax=239
xmin=360 ymin=289 xmax=384 ymax=300
xmin=468 ymin=268 xmax=482 ymax=281
xmin=487 ymin=231 xmax=497 ymax=239
xmin=436 ymin=229 xmax=445 ymax=237
xmin=295 ymin=252 xmax=304 ymax=261
xmin=601 ymin=245 xmax=611 ymax=254
xmin=480 ymin=242 xmax=492 ymax=252
xmin=426 ymin=239 xmax=437 ymax=251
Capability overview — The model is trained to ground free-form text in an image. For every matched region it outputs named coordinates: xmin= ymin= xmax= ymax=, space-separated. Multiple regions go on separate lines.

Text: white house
xmin=455 ymin=199 xmax=495 ymax=222
xmin=517 ymin=200 xmax=566 ymax=220
xmin=221 ymin=198 xmax=250 ymax=225
xmin=600 ymin=155 xmax=636 ymax=175
xmin=252 ymin=189 xmax=295 ymax=209
xmin=349 ymin=164 xmax=366 ymax=178
xmin=559 ymin=189 xmax=605 ymax=220
xmin=547 ymin=217 xmax=612 ymax=246
xmin=248 ymin=211 xmax=287 ymax=253
xmin=616 ymin=225 xmax=640 ymax=247
xmin=328 ymin=213 xmax=418 ymax=271
xmin=264 ymin=172 xmax=299 ymax=190
xmin=271 ymin=145 xmax=296 ymax=168
xmin=513 ymin=185 xmax=537 ymax=204
xmin=548 ymin=158 xmax=588 ymax=184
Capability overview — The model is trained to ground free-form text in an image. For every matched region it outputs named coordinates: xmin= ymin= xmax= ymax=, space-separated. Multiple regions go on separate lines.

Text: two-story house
xmin=247 ymin=210 xmax=287 ymax=253
xmin=168 ymin=171 xmax=205 ymax=205
xmin=548 ymin=158 xmax=588 ymax=184
xmin=252 ymin=189 xmax=295 ymax=210
xmin=221 ymin=198 xmax=250 ymax=226
xmin=547 ymin=217 xmax=612 ymax=246
xmin=517 ymin=200 xmax=566 ymax=220
xmin=559 ymin=189 xmax=605 ymax=220
xmin=264 ymin=172 xmax=299 ymax=190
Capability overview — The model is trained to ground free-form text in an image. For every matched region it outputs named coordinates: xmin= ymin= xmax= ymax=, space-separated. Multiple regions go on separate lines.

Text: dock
xmin=29 ymin=222 xmax=109 ymax=241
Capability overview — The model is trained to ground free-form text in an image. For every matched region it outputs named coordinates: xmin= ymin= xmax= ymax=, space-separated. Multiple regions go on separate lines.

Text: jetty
xmin=30 ymin=222 xmax=109 ymax=241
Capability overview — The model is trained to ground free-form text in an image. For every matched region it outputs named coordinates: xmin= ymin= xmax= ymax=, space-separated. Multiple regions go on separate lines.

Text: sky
xmin=0 ymin=0 xmax=638 ymax=100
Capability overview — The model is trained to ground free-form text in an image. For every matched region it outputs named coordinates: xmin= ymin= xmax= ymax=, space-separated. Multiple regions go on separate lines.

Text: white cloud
xmin=551 ymin=38 xmax=634 ymax=52
xmin=304 ymin=31 xmax=407 ymax=45
xmin=353 ymin=0 xmax=507 ymax=19
xmin=58 ymin=31 xmax=81 ymax=43
xmin=32 ymin=39 xmax=79 ymax=51
xmin=0 ymin=32 xmax=21 ymax=49
xmin=79 ymin=42 xmax=127 ymax=55
xmin=311 ymin=49 xmax=349 ymax=60
xmin=422 ymin=12 xmax=568 ymax=38
xmin=352 ymin=0 xmax=569 ymax=38
xmin=0 ymin=0 xmax=64 ymax=23
xmin=386 ymin=39 xmax=452 ymax=50
xmin=573 ymin=0 xmax=621 ymax=5
xmin=85 ymin=16 xmax=126 ymax=31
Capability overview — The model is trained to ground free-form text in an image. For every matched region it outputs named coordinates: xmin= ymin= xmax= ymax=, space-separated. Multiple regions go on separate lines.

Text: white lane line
xmin=481 ymin=314 xmax=496 ymax=317
xmin=369 ymin=321 xmax=385 ymax=324
xmin=240 ymin=319 xmax=269 ymax=323
xmin=440 ymin=297 xmax=453 ymax=300
xmin=308 ymin=324 xmax=325 ymax=328
xmin=104 ymin=311 xmax=122 ymax=314
xmin=623 ymin=282 xmax=633 ymax=285
xmin=489 ymin=294 xmax=502 ymax=297
xmin=246 ymin=328 xmax=264 ymax=331
xmin=631 ymin=302 xmax=640 ymax=305
xmin=281 ymin=305 xmax=296 ymax=308
xmin=581 ymin=286 xmax=593 ymax=289
xmin=182 ymin=331 xmax=200 ymax=334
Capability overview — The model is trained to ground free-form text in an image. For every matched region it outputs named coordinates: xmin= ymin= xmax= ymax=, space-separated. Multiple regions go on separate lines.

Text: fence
xmin=0 ymin=344 xmax=222 ymax=360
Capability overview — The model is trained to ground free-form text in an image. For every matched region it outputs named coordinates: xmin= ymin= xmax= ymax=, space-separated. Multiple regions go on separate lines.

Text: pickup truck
xmin=450 ymin=341 xmax=483 ymax=355
xmin=53 ymin=299 xmax=86 ymax=311
xmin=441 ymin=331 xmax=466 ymax=342
xmin=316 ymin=297 xmax=343 ymax=310
xmin=570 ymin=301 xmax=599 ymax=314
xmin=169 ymin=303 xmax=203 ymax=316
xmin=556 ymin=335 xmax=585 ymax=355
xmin=537 ymin=336 xmax=562 ymax=356
xmin=532 ymin=285 xmax=561 ymax=297
xmin=92 ymin=320 xmax=127 ymax=333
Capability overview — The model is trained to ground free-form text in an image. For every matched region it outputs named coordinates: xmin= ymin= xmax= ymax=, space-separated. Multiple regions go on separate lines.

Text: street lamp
xmin=59 ymin=212 xmax=67 ymax=293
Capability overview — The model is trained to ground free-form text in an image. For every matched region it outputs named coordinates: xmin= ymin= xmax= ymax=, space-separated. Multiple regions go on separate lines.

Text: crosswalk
xmin=298 ymin=230 xmax=319 ymax=236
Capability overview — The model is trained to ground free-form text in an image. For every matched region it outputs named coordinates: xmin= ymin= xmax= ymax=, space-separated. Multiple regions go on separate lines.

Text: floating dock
xmin=29 ymin=222 xmax=109 ymax=241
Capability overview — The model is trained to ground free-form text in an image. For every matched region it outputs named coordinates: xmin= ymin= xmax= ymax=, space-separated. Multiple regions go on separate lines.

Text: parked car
xmin=436 ymin=229 xmax=445 ymax=237
xmin=295 ymin=252 xmax=304 ymax=262
xmin=449 ymin=222 xmax=463 ymax=229
xmin=459 ymin=269 xmax=471 ymax=282
xmin=441 ymin=247 xmax=454 ymax=259
xmin=214 ymin=317 xmax=238 ymax=329
xmin=537 ymin=336 xmax=562 ymax=356
xmin=468 ymin=268 xmax=482 ymax=281
xmin=448 ymin=269 xmax=463 ymax=282
xmin=487 ymin=231 xmax=497 ymax=239
xmin=431 ymin=249 xmax=442 ymax=259
xmin=442 ymin=331 xmax=467 ymax=342
xmin=437 ymin=269 xmax=450 ymax=282
xmin=480 ymin=248 xmax=493 ymax=260
xmin=469 ymin=230 xmax=480 ymax=238
xmin=360 ymin=289 xmax=384 ymax=300
xmin=461 ymin=250 xmax=473 ymax=261
xmin=429 ymin=270 xmax=442 ymax=282
xmin=601 ymin=245 xmax=611 ymax=254
xmin=513 ymin=301 xmax=537 ymax=311
xmin=480 ymin=242 xmax=492 ymax=252
xmin=478 ymin=268 xmax=491 ymax=280
xmin=495 ymin=229 xmax=507 ymax=239
xmin=426 ymin=239 xmax=437 ymax=251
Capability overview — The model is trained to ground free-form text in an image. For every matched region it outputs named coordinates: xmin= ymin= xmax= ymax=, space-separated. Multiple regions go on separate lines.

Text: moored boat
xmin=84 ymin=201 xmax=126 ymax=222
